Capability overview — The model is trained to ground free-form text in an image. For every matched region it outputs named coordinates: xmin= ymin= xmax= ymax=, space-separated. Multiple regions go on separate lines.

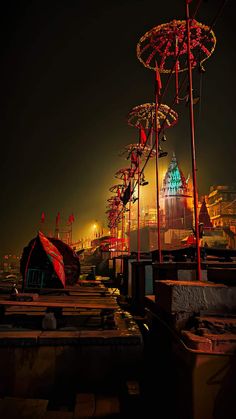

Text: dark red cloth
xmin=38 ymin=230 xmax=66 ymax=287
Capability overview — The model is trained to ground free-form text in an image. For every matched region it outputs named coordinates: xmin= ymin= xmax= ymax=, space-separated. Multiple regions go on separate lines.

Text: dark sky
xmin=0 ymin=0 xmax=235 ymax=257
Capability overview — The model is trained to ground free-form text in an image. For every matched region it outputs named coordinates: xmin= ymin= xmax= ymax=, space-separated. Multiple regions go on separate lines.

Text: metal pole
xmin=128 ymin=200 xmax=131 ymax=254
xmin=121 ymin=207 xmax=124 ymax=271
xmin=70 ymin=222 xmax=73 ymax=245
xmin=115 ymin=225 xmax=118 ymax=258
xmin=175 ymin=36 xmax=179 ymax=104
xmin=186 ymin=0 xmax=201 ymax=280
xmin=155 ymin=89 xmax=162 ymax=262
xmin=137 ymin=153 xmax=141 ymax=262
xmin=121 ymin=210 xmax=124 ymax=251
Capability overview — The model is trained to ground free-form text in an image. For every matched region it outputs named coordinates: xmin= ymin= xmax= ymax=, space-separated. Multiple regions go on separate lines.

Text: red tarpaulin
xmin=38 ymin=230 xmax=66 ymax=287
xmin=186 ymin=235 xmax=196 ymax=245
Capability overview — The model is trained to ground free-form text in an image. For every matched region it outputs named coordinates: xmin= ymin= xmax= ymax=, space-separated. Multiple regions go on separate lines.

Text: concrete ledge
xmin=204 ymin=332 xmax=236 ymax=353
xmin=196 ymin=315 xmax=236 ymax=333
xmin=181 ymin=330 xmax=212 ymax=352
xmin=181 ymin=330 xmax=236 ymax=353
xmin=155 ymin=280 xmax=236 ymax=314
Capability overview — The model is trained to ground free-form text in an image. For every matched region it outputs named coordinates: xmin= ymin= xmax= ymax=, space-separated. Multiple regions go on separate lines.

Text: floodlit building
xmin=207 ymin=185 xmax=236 ymax=229
xmin=160 ymin=153 xmax=193 ymax=229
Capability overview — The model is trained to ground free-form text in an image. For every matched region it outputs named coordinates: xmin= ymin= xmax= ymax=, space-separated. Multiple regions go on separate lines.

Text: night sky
xmin=0 ymin=0 xmax=235 ymax=257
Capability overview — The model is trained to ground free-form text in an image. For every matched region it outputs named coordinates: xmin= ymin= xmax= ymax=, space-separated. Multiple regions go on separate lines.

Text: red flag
xmin=56 ymin=212 xmax=60 ymax=227
xmin=41 ymin=212 xmax=45 ymax=223
xmin=68 ymin=213 xmax=75 ymax=224
xmin=38 ymin=231 xmax=66 ymax=287
xmin=140 ymin=125 xmax=147 ymax=145
xmin=155 ymin=61 xmax=162 ymax=97
xmin=187 ymin=234 xmax=196 ymax=245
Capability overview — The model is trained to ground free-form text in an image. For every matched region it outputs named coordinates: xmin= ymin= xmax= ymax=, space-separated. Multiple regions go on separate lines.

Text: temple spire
xmin=161 ymin=153 xmax=189 ymax=196
xmin=199 ymin=199 xmax=213 ymax=228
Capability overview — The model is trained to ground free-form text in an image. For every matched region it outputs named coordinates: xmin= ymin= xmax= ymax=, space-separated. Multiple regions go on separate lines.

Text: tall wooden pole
xmin=121 ymin=206 xmax=124 ymax=271
xmin=155 ymin=86 xmax=162 ymax=262
xmin=70 ymin=222 xmax=73 ymax=245
xmin=186 ymin=0 xmax=201 ymax=280
xmin=128 ymin=199 xmax=131 ymax=254
xmin=137 ymin=152 xmax=141 ymax=261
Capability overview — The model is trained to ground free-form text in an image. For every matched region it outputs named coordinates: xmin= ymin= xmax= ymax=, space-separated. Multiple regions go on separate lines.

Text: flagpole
xmin=186 ymin=0 xmax=201 ymax=280
xmin=70 ymin=221 xmax=72 ymax=245
xmin=155 ymin=63 xmax=162 ymax=263
xmin=121 ymin=208 xmax=124 ymax=270
xmin=55 ymin=212 xmax=60 ymax=239
xmin=128 ymin=188 xmax=131 ymax=254
xmin=175 ymin=36 xmax=179 ymax=104
xmin=40 ymin=212 xmax=45 ymax=235
xmin=137 ymin=150 xmax=141 ymax=262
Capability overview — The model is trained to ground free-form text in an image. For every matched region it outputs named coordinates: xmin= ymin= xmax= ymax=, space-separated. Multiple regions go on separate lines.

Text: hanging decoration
xmin=127 ymin=102 xmax=178 ymax=132
xmin=137 ymin=19 xmax=216 ymax=72
xmin=137 ymin=19 xmax=216 ymax=101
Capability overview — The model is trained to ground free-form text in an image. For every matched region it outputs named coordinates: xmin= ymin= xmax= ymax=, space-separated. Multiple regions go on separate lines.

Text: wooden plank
xmin=35 ymin=291 xmax=111 ymax=297
xmin=68 ymin=293 xmax=110 ymax=298
xmin=78 ymin=279 xmax=110 ymax=284
xmin=10 ymin=293 xmax=39 ymax=301
xmin=25 ymin=297 xmax=118 ymax=307
xmin=24 ymin=286 xmax=107 ymax=293
xmin=1 ymin=294 xmax=115 ymax=302
xmin=26 ymin=294 xmax=115 ymax=301
xmin=40 ymin=288 xmax=105 ymax=293
xmin=45 ymin=296 xmax=112 ymax=301
xmin=0 ymin=294 xmax=115 ymax=301
xmin=0 ymin=299 xmax=117 ymax=310
xmin=0 ymin=331 xmax=41 ymax=339
xmin=78 ymin=280 xmax=102 ymax=284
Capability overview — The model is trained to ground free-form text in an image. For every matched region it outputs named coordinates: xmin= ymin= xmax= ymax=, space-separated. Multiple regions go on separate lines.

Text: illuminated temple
xmin=128 ymin=153 xmax=236 ymax=251
xmin=129 ymin=153 xmax=194 ymax=251
xmin=160 ymin=153 xmax=193 ymax=229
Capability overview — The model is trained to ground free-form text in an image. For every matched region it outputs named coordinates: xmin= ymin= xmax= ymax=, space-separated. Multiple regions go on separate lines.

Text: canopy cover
xmin=38 ymin=230 xmax=66 ymax=287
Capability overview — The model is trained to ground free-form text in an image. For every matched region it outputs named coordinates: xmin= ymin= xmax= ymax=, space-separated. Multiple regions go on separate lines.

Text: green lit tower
xmin=161 ymin=153 xmax=193 ymax=229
